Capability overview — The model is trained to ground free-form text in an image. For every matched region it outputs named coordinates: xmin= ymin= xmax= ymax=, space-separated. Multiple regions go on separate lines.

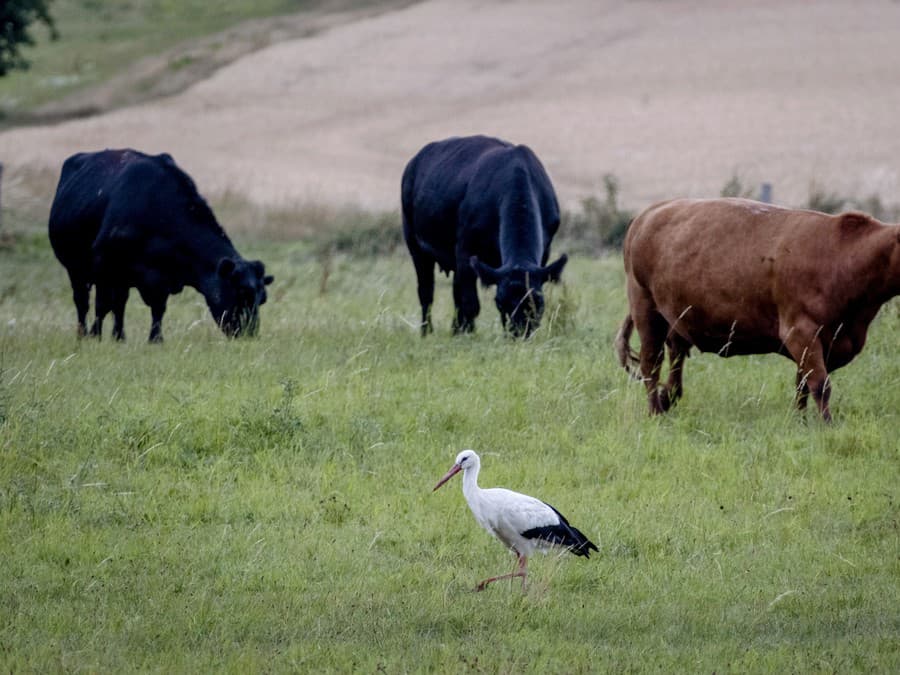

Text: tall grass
xmin=1 ymin=212 xmax=898 ymax=670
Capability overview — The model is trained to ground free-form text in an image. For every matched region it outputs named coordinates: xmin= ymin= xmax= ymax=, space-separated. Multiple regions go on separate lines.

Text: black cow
xmin=401 ymin=135 xmax=568 ymax=337
xmin=48 ymin=149 xmax=273 ymax=343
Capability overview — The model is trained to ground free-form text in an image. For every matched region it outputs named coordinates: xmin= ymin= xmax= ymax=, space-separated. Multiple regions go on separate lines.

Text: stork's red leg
xmin=475 ymin=553 xmax=528 ymax=592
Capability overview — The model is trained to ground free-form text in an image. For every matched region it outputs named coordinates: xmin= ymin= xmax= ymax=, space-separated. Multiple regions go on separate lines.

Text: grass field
xmin=1 ymin=198 xmax=898 ymax=671
xmin=1 ymin=6 xmax=898 ymax=667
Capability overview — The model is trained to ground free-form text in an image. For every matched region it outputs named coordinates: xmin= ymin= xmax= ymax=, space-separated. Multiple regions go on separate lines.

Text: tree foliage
xmin=0 ymin=0 xmax=57 ymax=76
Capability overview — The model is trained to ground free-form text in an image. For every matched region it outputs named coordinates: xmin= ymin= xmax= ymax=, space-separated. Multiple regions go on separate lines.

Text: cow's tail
xmin=614 ymin=314 xmax=642 ymax=380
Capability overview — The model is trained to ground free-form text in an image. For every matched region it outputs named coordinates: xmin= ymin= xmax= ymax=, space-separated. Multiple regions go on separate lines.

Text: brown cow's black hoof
xmin=647 ymin=387 xmax=674 ymax=415
xmin=660 ymin=388 xmax=672 ymax=412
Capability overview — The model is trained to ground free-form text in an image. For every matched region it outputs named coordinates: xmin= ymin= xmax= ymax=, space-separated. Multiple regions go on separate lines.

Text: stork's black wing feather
xmin=520 ymin=503 xmax=599 ymax=558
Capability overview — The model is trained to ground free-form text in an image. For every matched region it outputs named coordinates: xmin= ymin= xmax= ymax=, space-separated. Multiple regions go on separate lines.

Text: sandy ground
xmin=2 ymin=0 xmax=899 ymax=213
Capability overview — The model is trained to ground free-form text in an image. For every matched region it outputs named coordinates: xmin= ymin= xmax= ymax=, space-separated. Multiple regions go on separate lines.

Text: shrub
xmin=806 ymin=183 xmax=900 ymax=221
xmin=560 ymin=174 xmax=633 ymax=254
xmin=720 ymin=173 xmax=755 ymax=199
xmin=806 ymin=183 xmax=849 ymax=214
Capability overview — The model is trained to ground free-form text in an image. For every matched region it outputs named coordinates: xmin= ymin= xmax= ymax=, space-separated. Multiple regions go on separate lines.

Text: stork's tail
xmin=524 ymin=505 xmax=600 ymax=558
xmin=566 ymin=525 xmax=599 ymax=558
xmin=614 ymin=314 xmax=642 ymax=380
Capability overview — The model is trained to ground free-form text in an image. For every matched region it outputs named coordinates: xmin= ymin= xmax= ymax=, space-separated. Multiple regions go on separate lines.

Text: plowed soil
xmin=2 ymin=0 xmax=898 ymax=212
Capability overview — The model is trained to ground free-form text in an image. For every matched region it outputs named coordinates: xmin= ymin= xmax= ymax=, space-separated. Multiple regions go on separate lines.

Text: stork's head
xmin=433 ymin=449 xmax=480 ymax=491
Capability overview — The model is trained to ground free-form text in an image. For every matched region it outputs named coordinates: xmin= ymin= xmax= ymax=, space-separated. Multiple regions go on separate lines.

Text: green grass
xmin=2 ymin=2 xmax=896 ymax=668
xmin=0 ymin=0 xmax=372 ymax=119
xmin=1 ymin=219 xmax=898 ymax=672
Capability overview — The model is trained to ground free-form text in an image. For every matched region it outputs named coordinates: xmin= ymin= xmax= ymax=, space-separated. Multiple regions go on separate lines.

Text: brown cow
xmin=616 ymin=197 xmax=900 ymax=421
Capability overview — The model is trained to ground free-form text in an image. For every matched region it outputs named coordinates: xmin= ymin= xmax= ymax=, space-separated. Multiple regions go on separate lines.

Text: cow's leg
xmin=140 ymin=289 xmax=168 ymax=344
xmin=410 ymin=251 xmax=435 ymax=336
xmin=452 ymin=264 xmax=479 ymax=334
xmin=67 ymin=270 xmax=91 ymax=338
xmin=783 ymin=324 xmax=832 ymax=422
xmin=665 ymin=334 xmax=691 ymax=405
xmin=801 ymin=362 xmax=831 ymax=422
xmin=148 ymin=304 xmax=166 ymax=343
xmin=110 ymin=286 xmax=129 ymax=342
xmin=634 ymin=307 xmax=671 ymax=415
xmin=795 ymin=370 xmax=810 ymax=411
xmin=90 ymin=285 xmax=113 ymax=339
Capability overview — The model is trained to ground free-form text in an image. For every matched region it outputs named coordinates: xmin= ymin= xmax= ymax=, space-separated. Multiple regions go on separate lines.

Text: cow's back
xmin=402 ymin=136 xmax=558 ymax=266
xmin=49 ymin=150 xmax=169 ymax=243
xmin=48 ymin=150 xmax=128 ymax=271
xmin=403 ymin=136 xmax=512 ymax=218
xmin=624 ymin=198 xmax=841 ymax=351
xmin=460 ymin=142 xmax=560 ymax=243
xmin=97 ymin=153 xmax=208 ymax=240
xmin=402 ymin=136 xmax=513 ymax=262
xmin=49 ymin=149 xmax=222 ymax=278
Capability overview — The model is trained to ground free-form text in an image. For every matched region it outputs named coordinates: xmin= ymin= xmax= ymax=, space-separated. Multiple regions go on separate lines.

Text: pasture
xmin=1 ymin=197 xmax=898 ymax=671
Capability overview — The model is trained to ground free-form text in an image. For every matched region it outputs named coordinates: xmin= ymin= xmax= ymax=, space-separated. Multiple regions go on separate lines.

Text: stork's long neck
xmin=461 ymin=461 xmax=482 ymax=510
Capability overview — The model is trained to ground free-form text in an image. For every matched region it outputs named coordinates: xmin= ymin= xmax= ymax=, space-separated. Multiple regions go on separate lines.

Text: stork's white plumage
xmin=433 ymin=449 xmax=597 ymax=591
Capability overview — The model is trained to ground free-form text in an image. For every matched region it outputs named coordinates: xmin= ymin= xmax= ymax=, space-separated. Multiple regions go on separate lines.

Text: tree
xmin=0 ymin=0 xmax=57 ymax=77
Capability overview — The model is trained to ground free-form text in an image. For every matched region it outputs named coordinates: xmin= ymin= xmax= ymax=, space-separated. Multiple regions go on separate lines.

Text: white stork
xmin=433 ymin=449 xmax=598 ymax=591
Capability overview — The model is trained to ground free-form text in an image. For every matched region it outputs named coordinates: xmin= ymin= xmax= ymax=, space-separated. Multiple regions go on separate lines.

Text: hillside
xmin=1 ymin=0 xmax=899 ymax=212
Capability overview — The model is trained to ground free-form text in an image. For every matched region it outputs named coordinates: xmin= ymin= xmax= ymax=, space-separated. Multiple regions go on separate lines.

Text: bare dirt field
xmin=2 ymin=0 xmax=899 ymax=213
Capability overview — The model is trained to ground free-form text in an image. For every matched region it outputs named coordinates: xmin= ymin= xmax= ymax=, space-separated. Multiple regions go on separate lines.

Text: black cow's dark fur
xmin=401 ymin=135 xmax=567 ymax=337
xmin=48 ymin=149 xmax=273 ymax=342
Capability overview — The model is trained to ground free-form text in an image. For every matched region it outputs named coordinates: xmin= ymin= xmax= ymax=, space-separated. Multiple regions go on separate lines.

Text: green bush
xmin=560 ymin=174 xmax=633 ymax=254
xmin=720 ymin=173 xmax=756 ymax=199
xmin=807 ymin=183 xmax=900 ymax=220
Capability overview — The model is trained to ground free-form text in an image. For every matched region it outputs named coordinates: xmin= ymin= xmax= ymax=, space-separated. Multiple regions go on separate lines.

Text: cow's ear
xmin=217 ymin=257 xmax=237 ymax=279
xmin=251 ymin=260 xmax=273 ymax=285
xmin=541 ymin=253 xmax=568 ymax=283
xmin=470 ymin=256 xmax=501 ymax=286
xmin=251 ymin=260 xmax=267 ymax=277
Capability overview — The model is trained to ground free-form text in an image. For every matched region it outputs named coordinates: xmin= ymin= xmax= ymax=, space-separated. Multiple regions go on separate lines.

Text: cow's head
xmin=470 ymin=254 xmax=568 ymax=337
xmin=212 ymin=258 xmax=274 ymax=337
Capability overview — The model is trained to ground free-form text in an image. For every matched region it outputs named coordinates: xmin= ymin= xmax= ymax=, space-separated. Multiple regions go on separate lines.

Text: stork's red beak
xmin=432 ymin=463 xmax=462 ymax=491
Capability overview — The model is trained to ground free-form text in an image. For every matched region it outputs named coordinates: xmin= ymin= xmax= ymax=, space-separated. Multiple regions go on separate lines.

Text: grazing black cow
xmin=401 ymin=135 xmax=567 ymax=337
xmin=48 ymin=149 xmax=273 ymax=342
